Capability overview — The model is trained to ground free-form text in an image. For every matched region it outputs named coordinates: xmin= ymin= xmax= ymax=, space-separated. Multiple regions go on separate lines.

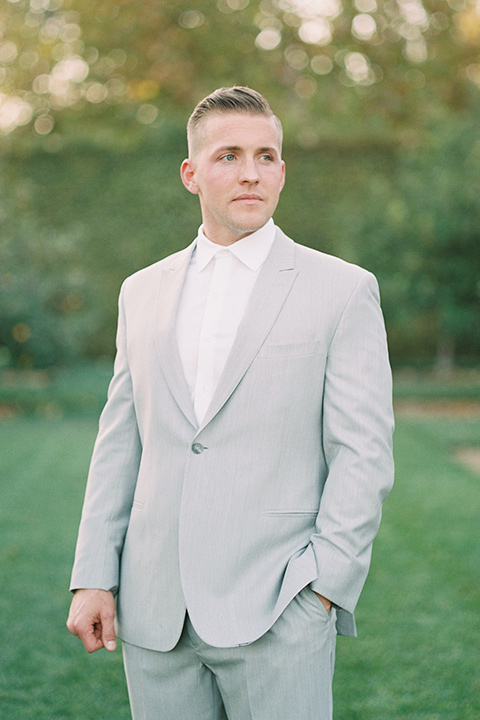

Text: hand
xmin=313 ymin=592 xmax=332 ymax=615
xmin=67 ymin=589 xmax=117 ymax=653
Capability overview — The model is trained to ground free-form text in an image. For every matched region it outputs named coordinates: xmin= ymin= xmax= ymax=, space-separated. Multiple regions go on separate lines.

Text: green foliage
xmin=0 ymin=173 xmax=102 ymax=368
xmin=353 ymin=111 xmax=480 ymax=367
xmin=0 ymin=122 xmax=197 ymax=366
xmin=1 ymin=0 xmax=480 ymax=370
xmin=3 ymin=123 xmax=386 ymax=366
xmin=2 ymin=114 xmax=480 ymax=368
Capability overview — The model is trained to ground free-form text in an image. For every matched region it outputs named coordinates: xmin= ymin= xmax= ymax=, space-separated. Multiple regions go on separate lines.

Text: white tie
xmin=194 ymin=249 xmax=233 ymax=423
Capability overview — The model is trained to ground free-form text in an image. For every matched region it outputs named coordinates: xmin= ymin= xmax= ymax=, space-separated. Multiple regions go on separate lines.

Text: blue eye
xmin=224 ymin=154 xmax=235 ymax=161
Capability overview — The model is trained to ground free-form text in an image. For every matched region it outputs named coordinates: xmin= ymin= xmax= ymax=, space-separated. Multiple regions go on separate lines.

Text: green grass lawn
xmin=0 ymin=411 xmax=479 ymax=719
xmin=0 ymin=417 xmax=130 ymax=719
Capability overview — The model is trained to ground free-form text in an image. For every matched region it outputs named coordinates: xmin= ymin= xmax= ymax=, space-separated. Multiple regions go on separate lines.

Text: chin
xmin=232 ymin=214 xmax=268 ymax=233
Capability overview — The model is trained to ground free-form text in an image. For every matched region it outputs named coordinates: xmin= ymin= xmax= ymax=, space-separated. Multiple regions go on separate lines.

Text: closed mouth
xmin=233 ymin=195 xmax=263 ymax=202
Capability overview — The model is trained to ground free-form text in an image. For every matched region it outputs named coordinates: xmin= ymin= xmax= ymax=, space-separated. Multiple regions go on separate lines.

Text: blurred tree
xmin=1 ymin=123 xmax=397 ymax=365
xmin=1 ymin=0 xmax=480 ymax=142
xmin=352 ymin=110 xmax=480 ymax=371
xmin=0 ymin=170 xmax=99 ymax=368
xmin=0 ymin=122 xmax=200 ymax=366
xmin=1 ymin=112 xmax=479 ymax=369
xmin=2 ymin=0 xmax=480 ymax=371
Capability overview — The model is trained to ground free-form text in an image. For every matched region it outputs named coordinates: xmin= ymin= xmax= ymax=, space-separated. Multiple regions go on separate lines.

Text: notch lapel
xmin=198 ymin=230 xmax=298 ymax=431
xmin=153 ymin=244 xmax=198 ymax=429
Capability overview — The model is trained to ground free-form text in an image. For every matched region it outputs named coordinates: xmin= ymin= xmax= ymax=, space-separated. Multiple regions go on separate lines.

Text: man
xmin=67 ymin=86 xmax=394 ymax=720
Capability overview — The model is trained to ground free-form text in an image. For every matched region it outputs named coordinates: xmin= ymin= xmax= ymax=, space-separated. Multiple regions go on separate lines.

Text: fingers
xmin=67 ymin=588 xmax=117 ymax=653
xmin=313 ymin=592 xmax=332 ymax=615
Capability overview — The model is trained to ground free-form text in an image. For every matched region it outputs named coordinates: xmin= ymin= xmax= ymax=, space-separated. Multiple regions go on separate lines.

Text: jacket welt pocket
xmin=263 ymin=510 xmax=318 ymax=518
xmin=257 ymin=341 xmax=324 ymax=359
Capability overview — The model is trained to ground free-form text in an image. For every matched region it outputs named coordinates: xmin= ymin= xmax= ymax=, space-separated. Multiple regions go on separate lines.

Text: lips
xmin=233 ymin=194 xmax=263 ymax=202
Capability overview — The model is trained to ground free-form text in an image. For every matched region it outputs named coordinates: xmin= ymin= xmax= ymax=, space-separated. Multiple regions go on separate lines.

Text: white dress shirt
xmin=176 ymin=219 xmax=276 ymax=424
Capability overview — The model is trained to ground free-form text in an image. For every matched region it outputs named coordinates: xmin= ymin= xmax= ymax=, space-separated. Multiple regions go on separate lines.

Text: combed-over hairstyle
xmin=187 ymin=86 xmax=283 ymax=156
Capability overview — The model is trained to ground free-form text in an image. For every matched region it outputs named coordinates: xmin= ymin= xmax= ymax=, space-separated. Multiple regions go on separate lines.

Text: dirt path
xmin=453 ymin=447 xmax=480 ymax=475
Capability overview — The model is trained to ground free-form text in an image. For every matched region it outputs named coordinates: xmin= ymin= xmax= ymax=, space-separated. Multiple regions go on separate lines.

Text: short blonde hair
xmin=187 ymin=86 xmax=283 ymax=157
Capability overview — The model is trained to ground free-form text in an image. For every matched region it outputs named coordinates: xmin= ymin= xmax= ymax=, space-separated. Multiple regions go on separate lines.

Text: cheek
xmin=199 ymin=180 xmax=223 ymax=204
xmin=203 ymin=170 xmax=234 ymax=194
xmin=263 ymin=167 xmax=284 ymax=189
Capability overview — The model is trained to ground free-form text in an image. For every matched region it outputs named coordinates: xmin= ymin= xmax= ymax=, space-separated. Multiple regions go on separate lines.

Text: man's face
xmin=181 ymin=112 xmax=285 ymax=246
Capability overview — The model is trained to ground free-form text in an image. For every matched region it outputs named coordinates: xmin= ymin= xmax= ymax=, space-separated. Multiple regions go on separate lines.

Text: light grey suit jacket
xmin=70 ymin=228 xmax=394 ymax=651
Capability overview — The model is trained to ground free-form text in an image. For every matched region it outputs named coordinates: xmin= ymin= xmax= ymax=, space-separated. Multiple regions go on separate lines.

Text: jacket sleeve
xmin=309 ymin=271 xmax=394 ymax=613
xmin=70 ymin=280 xmax=142 ymax=594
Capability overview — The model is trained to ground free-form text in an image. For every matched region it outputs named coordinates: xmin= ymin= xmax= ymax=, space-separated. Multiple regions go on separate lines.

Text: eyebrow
xmin=215 ymin=145 xmax=279 ymax=155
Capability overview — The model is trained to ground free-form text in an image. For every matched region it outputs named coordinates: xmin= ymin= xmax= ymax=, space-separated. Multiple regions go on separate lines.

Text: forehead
xmin=197 ymin=112 xmax=281 ymax=153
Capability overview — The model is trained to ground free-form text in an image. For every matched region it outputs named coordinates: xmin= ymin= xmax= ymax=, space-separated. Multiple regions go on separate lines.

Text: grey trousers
xmin=122 ymin=586 xmax=337 ymax=720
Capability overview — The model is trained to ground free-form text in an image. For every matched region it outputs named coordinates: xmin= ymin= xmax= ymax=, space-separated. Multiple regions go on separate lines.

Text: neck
xmin=202 ymin=227 xmax=257 ymax=247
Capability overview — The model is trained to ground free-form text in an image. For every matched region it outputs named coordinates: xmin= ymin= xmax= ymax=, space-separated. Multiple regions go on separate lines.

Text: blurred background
xmin=1 ymin=0 xmax=480 ymax=377
xmin=1 ymin=1 xmax=479 ymax=719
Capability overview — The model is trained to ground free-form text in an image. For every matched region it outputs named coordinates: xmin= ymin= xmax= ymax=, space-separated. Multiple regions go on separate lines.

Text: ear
xmin=279 ymin=160 xmax=286 ymax=192
xmin=180 ymin=158 xmax=199 ymax=195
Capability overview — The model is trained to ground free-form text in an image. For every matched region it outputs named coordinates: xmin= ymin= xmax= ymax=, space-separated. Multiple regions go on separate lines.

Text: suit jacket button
xmin=191 ymin=443 xmax=205 ymax=454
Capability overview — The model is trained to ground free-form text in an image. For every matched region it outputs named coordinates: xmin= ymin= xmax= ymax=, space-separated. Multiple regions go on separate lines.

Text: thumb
xmin=100 ymin=607 xmax=117 ymax=652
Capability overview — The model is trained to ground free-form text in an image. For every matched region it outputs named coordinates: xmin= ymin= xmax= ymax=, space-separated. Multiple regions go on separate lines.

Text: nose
xmin=239 ymin=157 xmax=259 ymax=184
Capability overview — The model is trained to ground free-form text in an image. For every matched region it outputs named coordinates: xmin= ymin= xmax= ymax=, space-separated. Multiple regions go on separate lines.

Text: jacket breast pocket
xmin=257 ymin=341 xmax=324 ymax=359
xmin=263 ymin=510 xmax=319 ymax=518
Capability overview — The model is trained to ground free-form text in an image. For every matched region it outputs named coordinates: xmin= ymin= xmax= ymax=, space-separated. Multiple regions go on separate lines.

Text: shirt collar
xmin=194 ymin=218 xmax=276 ymax=273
